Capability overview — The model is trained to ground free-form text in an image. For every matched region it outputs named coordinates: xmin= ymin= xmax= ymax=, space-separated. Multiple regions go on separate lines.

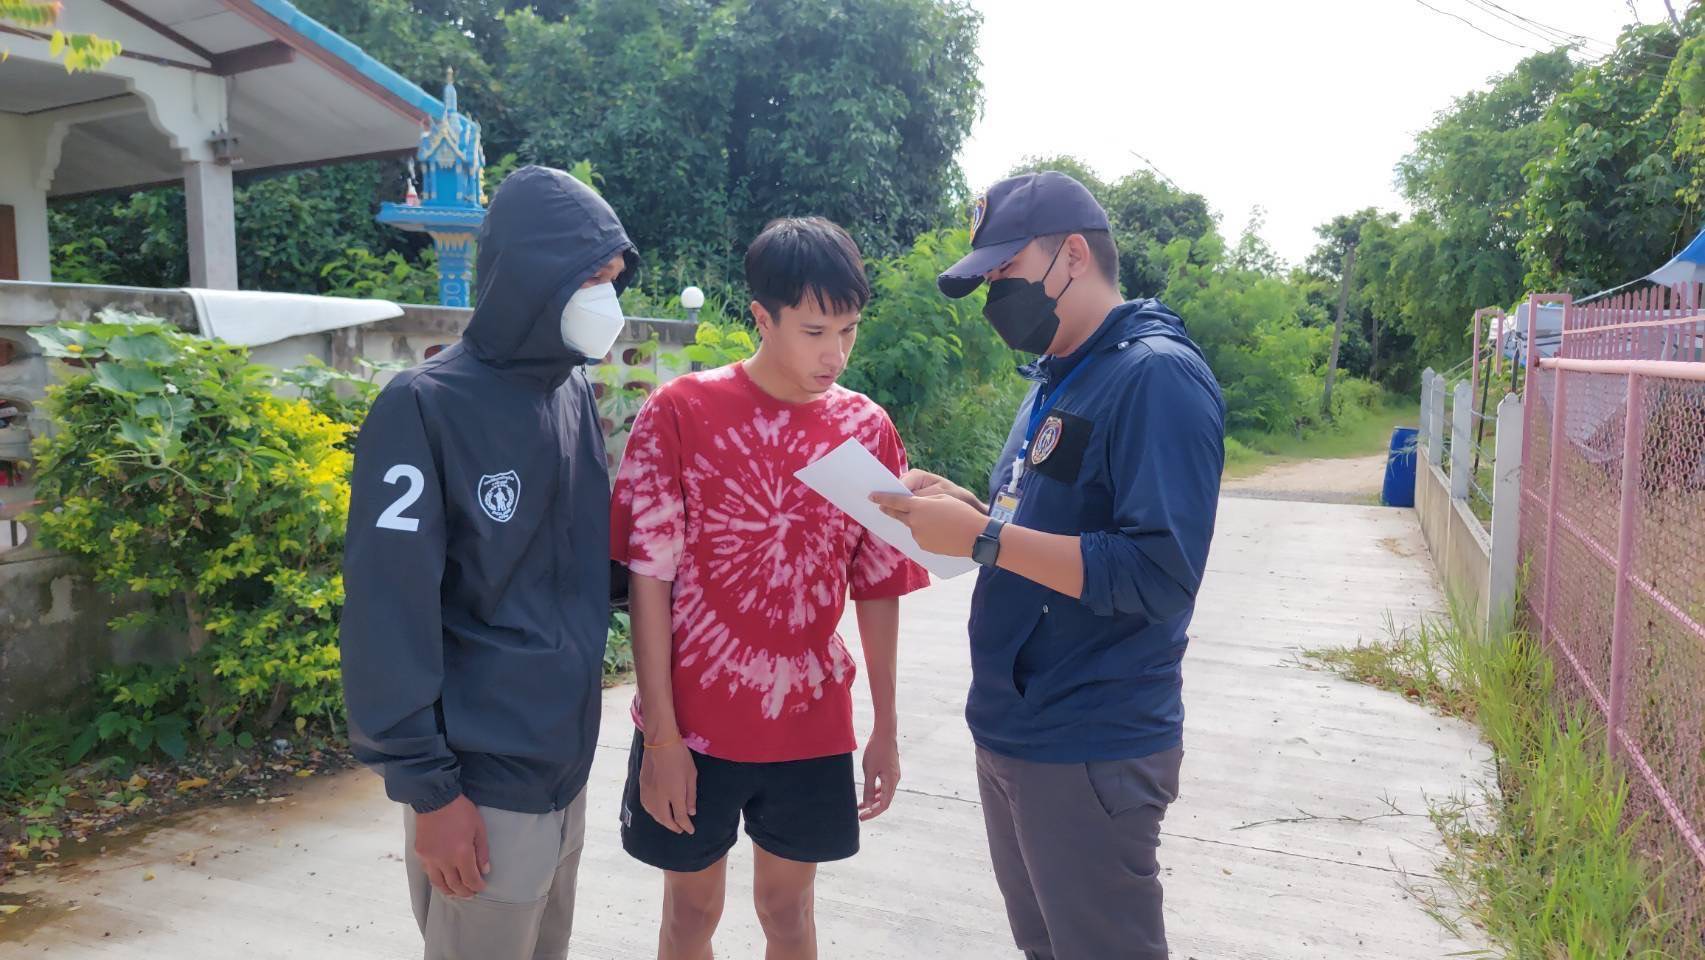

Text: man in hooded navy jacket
xmin=340 ymin=165 xmax=638 ymax=960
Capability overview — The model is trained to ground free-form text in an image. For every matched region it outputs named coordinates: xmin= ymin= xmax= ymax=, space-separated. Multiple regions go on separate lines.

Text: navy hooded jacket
xmin=967 ymin=299 xmax=1225 ymax=763
xmin=340 ymin=166 xmax=638 ymax=814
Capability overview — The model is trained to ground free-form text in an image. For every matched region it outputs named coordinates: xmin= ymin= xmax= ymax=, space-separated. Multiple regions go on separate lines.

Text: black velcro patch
xmin=1029 ymin=410 xmax=1092 ymax=484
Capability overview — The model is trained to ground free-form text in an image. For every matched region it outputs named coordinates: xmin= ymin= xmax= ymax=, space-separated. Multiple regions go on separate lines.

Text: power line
xmin=1473 ymin=0 xmax=1615 ymax=52
xmin=1461 ymin=0 xmax=1614 ymax=55
xmin=1410 ymin=0 xmax=1544 ymax=51
xmin=1414 ymin=0 xmax=1673 ymax=69
xmin=1467 ymin=6 xmax=1677 ymax=76
xmin=1127 ymin=149 xmax=1184 ymax=193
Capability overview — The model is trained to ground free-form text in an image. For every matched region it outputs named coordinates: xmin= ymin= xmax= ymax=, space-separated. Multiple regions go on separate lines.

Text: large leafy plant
xmin=28 ymin=312 xmax=354 ymax=755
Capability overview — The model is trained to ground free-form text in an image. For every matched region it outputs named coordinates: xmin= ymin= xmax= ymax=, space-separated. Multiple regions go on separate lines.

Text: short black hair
xmin=745 ymin=217 xmax=871 ymax=319
xmin=1037 ymin=230 xmax=1119 ymax=285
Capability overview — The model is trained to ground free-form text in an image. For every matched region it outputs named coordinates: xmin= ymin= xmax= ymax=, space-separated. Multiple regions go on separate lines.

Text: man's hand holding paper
xmin=793 ymin=439 xmax=978 ymax=580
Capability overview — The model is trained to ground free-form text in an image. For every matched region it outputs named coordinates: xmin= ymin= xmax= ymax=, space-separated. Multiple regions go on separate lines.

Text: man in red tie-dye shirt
xmin=610 ymin=217 xmax=930 ymax=960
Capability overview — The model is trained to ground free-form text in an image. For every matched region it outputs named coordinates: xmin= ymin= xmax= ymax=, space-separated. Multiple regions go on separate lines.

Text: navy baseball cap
xmin=938 ymin=171 xmax=1113 ymax=299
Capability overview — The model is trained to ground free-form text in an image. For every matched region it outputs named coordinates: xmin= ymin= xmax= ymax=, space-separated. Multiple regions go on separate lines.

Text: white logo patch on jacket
xmin=478 ymin=470 xmax=521 ymax=523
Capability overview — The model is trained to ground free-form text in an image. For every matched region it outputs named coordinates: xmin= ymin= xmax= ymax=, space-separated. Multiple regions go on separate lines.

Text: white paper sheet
xmin=794 ymin=439 xmax=979 ymax=581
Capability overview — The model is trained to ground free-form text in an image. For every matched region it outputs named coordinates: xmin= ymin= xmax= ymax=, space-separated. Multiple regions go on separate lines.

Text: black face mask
xmin=982 ymin=241 xmax=1074 ymax=355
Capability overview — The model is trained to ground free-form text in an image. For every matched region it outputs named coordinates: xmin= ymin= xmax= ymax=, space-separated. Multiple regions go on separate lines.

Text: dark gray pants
xmin=976 ymin=745 xmax=1183 ymax=960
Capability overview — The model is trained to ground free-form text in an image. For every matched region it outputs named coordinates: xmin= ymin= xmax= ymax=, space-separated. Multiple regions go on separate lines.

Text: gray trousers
xmin=403 ymin=788 xmax=587 ymax=960
xmin=976 ymin=745 xmax=1183 ymax=960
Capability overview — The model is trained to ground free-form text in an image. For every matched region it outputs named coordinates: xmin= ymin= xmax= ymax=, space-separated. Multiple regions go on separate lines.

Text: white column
xmin=1418 ymin=368 xmax=1435 ymax=444
xmin=0 ymin=114 xmax=52 ymax=281
xmin=1451 ymin=380 xmax=1473 ymax=500
xmin=1427 ymin=377 xmax=1446 ymax=465
xmin=1487 ymin=393 xmax=1524 ymax=632
xmin=184 ymin=161 xmax=237 ymax=290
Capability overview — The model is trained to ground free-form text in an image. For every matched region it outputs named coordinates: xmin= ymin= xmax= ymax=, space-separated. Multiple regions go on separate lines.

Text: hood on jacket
xmin=1102 ymin=299 xmax=1204 ymax=362
xmin=462 ymin=165 xmax=639 ymax=373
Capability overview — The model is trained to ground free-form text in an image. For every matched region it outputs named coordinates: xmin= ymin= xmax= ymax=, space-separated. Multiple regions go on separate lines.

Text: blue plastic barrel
xmin=1382 ymin=426 xmax=1419 ymax=507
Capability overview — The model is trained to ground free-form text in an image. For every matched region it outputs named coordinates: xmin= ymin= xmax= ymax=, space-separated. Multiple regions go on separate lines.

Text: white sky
xmin=959 ymin=0 xmax=1684 ymax=267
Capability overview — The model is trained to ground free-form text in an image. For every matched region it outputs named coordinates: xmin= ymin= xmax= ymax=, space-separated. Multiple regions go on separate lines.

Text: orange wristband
xmin=643 ymin=734 xmax=682 ymax=750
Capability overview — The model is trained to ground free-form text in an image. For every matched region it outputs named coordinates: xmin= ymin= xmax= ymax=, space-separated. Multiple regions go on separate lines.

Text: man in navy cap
xmin=873 ymin=171 xmax=1226 ymax=960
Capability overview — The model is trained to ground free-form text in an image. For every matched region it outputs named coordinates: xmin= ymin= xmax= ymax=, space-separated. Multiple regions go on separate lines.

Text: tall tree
xmin=1519 ymin=25 xmax=1691 ymax=292
xmin=50 ymin=0 xmax=985 ymax=299
xmin=1301 ymin=208 xmax=1401 ymax=386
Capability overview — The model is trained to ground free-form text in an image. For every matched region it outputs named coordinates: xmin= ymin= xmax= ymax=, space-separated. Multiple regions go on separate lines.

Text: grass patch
xmin=0 ymin=715 xmax=78 ymax=803
xmin=1224 ymin=398 xmax=1414 ymax=480
xmin=1222 ymin=436 xmax=1264 ymax=476
xmin=1304 ymin=613 xmax=1477 ymax=717
xmin=1303 ymin=603 xmax=1678 ymax=957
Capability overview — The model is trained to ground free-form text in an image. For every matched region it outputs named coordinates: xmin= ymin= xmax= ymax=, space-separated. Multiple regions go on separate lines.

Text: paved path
xmin=0 ymin=498 xmax=1487 ymax=959
xmin=1223 ymin=453 xmax=1388 ymax=505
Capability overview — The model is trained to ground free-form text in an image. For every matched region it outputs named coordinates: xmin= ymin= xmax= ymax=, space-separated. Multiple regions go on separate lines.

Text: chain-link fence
xmin=1517 ymin=286 xmax=1705 ymax=943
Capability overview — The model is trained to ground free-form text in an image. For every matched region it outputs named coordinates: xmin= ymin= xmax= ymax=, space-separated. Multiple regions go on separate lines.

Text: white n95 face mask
xmin=560 ymin=282 xmax=625 ymax=359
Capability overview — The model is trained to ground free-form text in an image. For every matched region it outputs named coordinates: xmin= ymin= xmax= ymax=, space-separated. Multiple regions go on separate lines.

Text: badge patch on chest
xmin=1030 ymin=415 xmax=1064 ymax=465
xmin=478 ymin=470 xmax=521 ymax=523
xmin=1028 ymin=411 xmax=1092 ymax=484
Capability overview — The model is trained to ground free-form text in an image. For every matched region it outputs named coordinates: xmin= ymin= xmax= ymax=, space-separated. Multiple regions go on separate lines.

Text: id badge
xmin=989 ymin=490 xmax=1020 ymax=524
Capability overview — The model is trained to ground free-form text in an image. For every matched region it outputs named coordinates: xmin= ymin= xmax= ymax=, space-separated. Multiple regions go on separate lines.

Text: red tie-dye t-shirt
xmin=609 ymin=361 xmax=931 ymax=763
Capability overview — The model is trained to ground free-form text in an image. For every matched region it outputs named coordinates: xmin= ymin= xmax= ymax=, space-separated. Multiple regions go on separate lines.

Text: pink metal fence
xmin=1518 ymin=286 xmax=1705 ymax=935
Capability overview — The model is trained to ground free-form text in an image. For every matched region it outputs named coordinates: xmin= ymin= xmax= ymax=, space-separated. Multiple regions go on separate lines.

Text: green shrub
xmin=275 ymin=356 xmax=405 ymax=441
xmin=1221 ymin=436 xmax=1262 ymax=473
xmin=319 ymin=246 xmax=440 ymax=304
xmin=619 ymin=279 xmax=742 ymax=324
xmin=1326 ymin=376 xmax=1383 ymax=420
xmin=28 ymin=312 xmax=354 ymax=755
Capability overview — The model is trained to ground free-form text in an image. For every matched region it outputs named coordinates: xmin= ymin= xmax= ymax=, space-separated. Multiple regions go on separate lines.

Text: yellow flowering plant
xmin=28 ymin=312 xmax=355 ymax=760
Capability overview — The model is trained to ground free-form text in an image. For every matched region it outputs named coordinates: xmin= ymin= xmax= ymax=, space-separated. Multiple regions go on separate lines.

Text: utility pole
xmin=1321 ymin=243 xmax=1356 ymax=419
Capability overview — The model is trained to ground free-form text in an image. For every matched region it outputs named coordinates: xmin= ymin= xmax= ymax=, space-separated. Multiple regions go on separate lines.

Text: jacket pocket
xmin=1084 ymin=750 xmax=1183 ymax=819
xmin=1002 ymin=610 xmax=1047 ymax=700
xmin=967 ymin=606 xmax=1045 ymax=726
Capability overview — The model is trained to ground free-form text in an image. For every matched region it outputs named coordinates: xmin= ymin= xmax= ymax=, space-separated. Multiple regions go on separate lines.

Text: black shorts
xmin=619 ymin=729 xmax=859 ymax=873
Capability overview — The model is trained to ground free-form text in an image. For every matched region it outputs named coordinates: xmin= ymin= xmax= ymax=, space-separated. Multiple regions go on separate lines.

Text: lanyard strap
xmin=1022 ymin=354 xmax=1096 ymax=454
xmin=1006 ymin=354 xmax=1096 ymax=494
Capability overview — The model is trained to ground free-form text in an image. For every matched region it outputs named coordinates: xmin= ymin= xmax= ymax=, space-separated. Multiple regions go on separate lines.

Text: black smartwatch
xmin=972 ymin=518 xmax=1006 ymax=568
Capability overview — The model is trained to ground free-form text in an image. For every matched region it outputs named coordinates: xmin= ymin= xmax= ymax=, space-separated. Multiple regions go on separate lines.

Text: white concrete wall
xmin=1415 ymin=446 xmax=1492 ymax=629
xmin=0 ymin=115 xmax=52 ymax=282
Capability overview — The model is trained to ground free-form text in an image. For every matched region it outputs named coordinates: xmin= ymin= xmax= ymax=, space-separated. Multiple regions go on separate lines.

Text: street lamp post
xmin=680 ymin=285 xmax=705 ymax=324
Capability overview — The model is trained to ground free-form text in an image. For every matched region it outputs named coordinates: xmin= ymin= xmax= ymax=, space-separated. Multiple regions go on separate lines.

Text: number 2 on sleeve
xmin=376 ymin=464 xmax=425 ymax=532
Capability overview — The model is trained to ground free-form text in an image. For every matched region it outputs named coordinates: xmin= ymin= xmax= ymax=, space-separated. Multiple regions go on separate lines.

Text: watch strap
xmin=973 ymin=518 xmax=1006 ymax=568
